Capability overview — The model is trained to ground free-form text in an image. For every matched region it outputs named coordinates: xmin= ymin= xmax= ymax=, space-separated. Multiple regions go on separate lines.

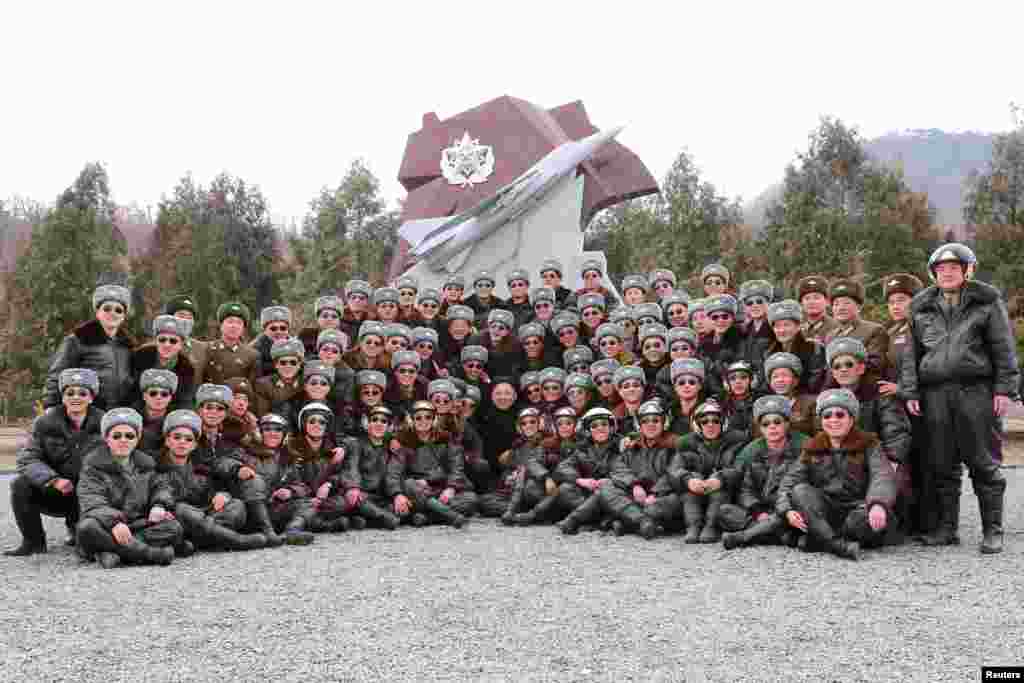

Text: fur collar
xmin=912 ymin=280 xmax=1000 ymax=313
xmin=804 ymin=428 xmax=879 ymax=454
xmin=75 ymin=318 xmax=134 ymax=347
xmin=768 ymin=332 xmax=817 ymax=358
xmin=83 ymin=446 xmax=156 ymax=473
xmin=823 ymin=372 xmax=881 ymax=402
xmin=132 ymin=343 xmax=195 ymax=378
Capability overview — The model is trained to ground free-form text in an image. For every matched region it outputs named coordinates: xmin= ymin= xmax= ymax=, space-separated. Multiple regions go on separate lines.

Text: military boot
xmin=828 ymin=538 xmax=862 ymax=561
xmin=3 ymin=490 xmax=48 ymax=557
xmin=723 ymin=515 xmax=783 ymax=550
xmin=920 ymin=487 xmax=960 ymax=546
xmin=118 ymin=538 xmax=174 ymax=566
xmin=698 ymin=494 xmax=723 ymax=543
xmin=246 ymin=501 xmax=285 ymax=547
xmin=282 ymin=517 xmax=315 ymax=546
xmin=200 ymin=519 xmax=267 ymax=551
xmin=97 ymin=552 xmax=121 ymax=569
xmin=979 ymin=489 xmax=1005 ymax=555
xmin=357 ymin=500 xmax=399 ymax=530
xmin=558 ymin=495 xmax=601 ymax=535
xmin=500 ymin=484 xmax=525 ymax=526
xmin=513 ymin=496 xmax=560 ymax=526
xmin=425 ymin=498 xmax=466 ymax=528
xmin=620 ymin=505 xmax=658 ymax=540
xmin=682 ymin=493 xmax=703 ymax=544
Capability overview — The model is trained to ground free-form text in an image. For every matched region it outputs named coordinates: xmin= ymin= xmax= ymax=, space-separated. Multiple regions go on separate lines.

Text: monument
xmin=388 ymin=95 xmax=659 ymax=298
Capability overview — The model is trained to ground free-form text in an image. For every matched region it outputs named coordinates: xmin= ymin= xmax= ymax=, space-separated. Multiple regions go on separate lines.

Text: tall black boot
xmin=425 ymin=498 xmax=466 ymax=528
xmin=619 ymin=505 xmax=658 ymax=540
xmin=920 ymin=485 xmax=960 ymax=546
xmin=500 ymin=484 xmax=525 ymax=526
xmin=246 ymin=501 xmax=284 ymax=547
xmin=3 ymin=480 xmax=47 ymax=556
xmin=979 ymin=488 xmax=1005 ymax=555
xmin=682 ymin=493 xmax=703 ymax=543
xmin=805 ymin=507 xmax=860 ymax=560
xmin=357 ymin=500 xmax=400 ymax=530
xmin=200 ymin=519 xmax=267 ymax=551
xmin=558 ymin=495 xmax=601 ymax=535
xmin=723 ymin=514 xmax=783 ymax=550
xmin=698 ymin=493 xmax=723 ymax=543
xmin=514 ymin=495 xmax=560 ymax=526
xmin=117 ymin=538 xmax=174 ymax=566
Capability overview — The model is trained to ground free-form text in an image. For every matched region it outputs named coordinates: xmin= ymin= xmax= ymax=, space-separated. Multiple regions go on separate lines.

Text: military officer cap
xmin=396 ymin=275 xmax=419 ymax=292
xmin=140 ymin=369 xmax=179 ymax=395
xmin=488 ymin=309 xmax=515 ymax=329
xmin=392 ymin=350 xmax=421 ymax=369
xmin=595 ymin=322 xmax=625 ymax=344
xmin=753 ymin=395 xmax=792 ymax=422
xmin=580 ymin=259 xmax=604 ymax=277
xmin=826 ymin=337 xmax=867 ymax=366
xmin=767 ymin=299 xmax=803 ymax=324
xmin=315 ymin=295 xmax=344 ymax=317
xmin=506 ymin=269 xmax=530 ymax=285
xmin=442 ymin=274 xmax=466 ymax=290
xmin=830 ymin=279 xmax=864 ymax=305
xmin=472 ymin=270 xmax=496 ymax=287
xmin=539 ymin=258 xmax=564 ymax=276
xmin=412 ymin=327 xmax=439 ymax=346
xmin=271 ymin=337 xmax=305 ymax=360
xmin=551 ymin=312 xmax=580 ymax=334
xmin=928 ymin=242 xmax=977 ymax=279
xmin=764 ymin=352 xmax=803 ymax=380
xmin=358 ymin=321 xmax=386 ymax=342
xmin=531 ymin=287 xmax=556 ymax=306
xmin=101 ymin=407 xmax=143 ymax=438
xmin=590 ymin=358 xmax=621 ymax=380
xmin=163 ymin=409 xmax=202 ymax=436
xmin=217 ymin=302 xmax=251 ymax=326
xmin=634 ymin=302 xmax=663 ymax=322
xmin=610 ymin=306 xmax=636 ymax=324
xmin=163 ymin=294 xmax=198 ymax=317
xmin=345 ymin=279 xmax=372 ymax=299
xmin=637 ymin=399 xmax=666 ymax=418
xmin=701 ymin=263 xmax=730 ymax=284
xmin=92 ymin=284 xmax=131 ymax=312
xmin=795 ymin=275 xmax=829 ymax=301
xmin=259 ymin=413 xmax=289 ymax=430
xmin=649 ymin=269 xmax=677 ymax=287
xmin=356 ymin=370 xmax=387 ymax=389
xmin=621 ymin=274 xmax=648 ymax=293
xmin=373 ymin=287 xmax=400 ymax=307
xmin=463 ymin=384 xmax=481 ymax=404
xmin=461 ymin=345 xmax=489 ymax=364
xmin=518 ymin=322 xmax=545 ymax=341
xmin=298 ymin=402 xmax=333 ymax=428
xmin=564 ymin=346 xmax=594 ymax=367
xmin=518 ymin=406 xmax=543 ymax=422
xmin=316 ymin=329 xmax=348 ymax=352
xmin=883 ymin=273 xmax=924 ymax=300
xmin=816 ymin=388 xmax=860 ymax=419
xmin=613 ymin=365 xmax=645 ymax=386
xmin=428 ymin=379 xmax=457 ymax=399
xmin=196 ymin=383 xmax=233 ymax=408
xmin=739 ymin=280 xmax=773 ymax=303
xmin=578 ymin=292 xmax=606 ymax=312
xmin=565 ymin=372 xmax=595 ymax=392
xmin=667 ymin=326 xmax=699 ymax=349
xmin=418 ymin=288 xmax=442 ymax=306
xmin=638 ymin=323 xmax=669 ymax=346
xmin=152 ymin=314 xmax=193 ymax=340
xmin=60 ymin=368 xmax=100 ymax=396
xmin=661 ymin=291 xmax=691 ymax=309
xmin=303 ymin=362 xmax=335 ymax=385
xmin=225 ymin=377 xmax=254 ymax=401
xmin=260 ymin=305 xmax=292 ymax=329
xmin=670 ymin=358 xmax=705 ymax=383
xmin=539 ymin=367 xmax=567 ymax=387
xmin=446 ymin=304 xmax=475 ymax=323
xmin=704 ymin=294 xmax=738 ymax=317
xmin=519 ymin=372 xmax=541 ymax=390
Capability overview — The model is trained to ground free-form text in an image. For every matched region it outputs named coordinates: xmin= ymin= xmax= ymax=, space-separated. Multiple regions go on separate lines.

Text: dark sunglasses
xmin=262 ymin=425 xmax=285 ymax=433
xmin=397 ymin=367 xmax=418 ymax=376
xmin=464 ymin=361 xmax=484 ymax=370
xmin=558 ymin=329 xmax=577 ymax=338
xmin=595 ymin=377 xmax=613 ymax=386
xmin=156 ymin=336 xmax=181 ymax=345
xmin=101 ymin=304 xmax=125 ymax=315
xmin=361 ymin=386 xmax=383 ymax=396
xmin=415 ymin=342 xmax=435 ymax=350
xmin=670 ymin=343 xmax=693 ymax=354
xmin=526 ymin=386 xmax=542 ymax=394
xmin=363 ymin=339 xmax=383 ymax=347
xmin=523 ymin=338 xmax=542 ymax=347
xmin=638 ymin=317 xmax=658 ymax=326
xmin=654 ymin=282 xmax=672 ymax=289
xmin=821 ymin=409 xmax=849 ymax=420
xmin=582 ymin=310 xmax=603 ymax=318
xmin=399 ymin=290 xmax=417 ymax=297
xmin=306 ymin=416 xmax=328 ymax=426
xmin=109 ymin=431 xmax=137 ymax=441
xmin=709 ymin=313 xmax=733 ymax=322
xmin=745 ymin=297 xmax=768 ymax=306
xmin=675 ymin=377 xmax=700 ymax=387
xmin=169 ymin=433 xmax=195 ymax=443
xmin=643 ymin=341 xmax=665 ymax=351
xmin=599 ymin=339 xmax=620 ymax=348
xmin=319 ymin=311 xmax=340 ymax=319
xmin=542 ymin=384 xmax=562 ymax=392
xmin=420 ymin=302 xmax=439 ymax=309
xmin=320 ymin=346 xmax=340 ymax=354
xmin=146 ymin=389 xmax=172 ymax=399
xmin=306 ymin=377 xmax=331 ymax=386
xmin=368 ymin=416 xmax=391 ymax=425
xmin=348 ymin=293 xmax=368 ymax=301
xmin=413 ymin=414 xmax=434 ymax=422
xmin=832 ymin=360 xmax=857 ymax=371
xmin=202 ymin=404 xmax=227 ymax=412
xmin=619 ymin=381 xmax=643 ymax=390
xmin=534 ymin=302 xmax=553 ymax=309
xmin=640 ymin=416 xmax=663 ymax=425
xmin=63 ymin=389 xmax=91 ymax=398
xmin=697 ymin=416 xmax=722 ymax=426
xmin=277 ymin=359 xmax=301 ymax=366
xmin=432 ymin=397 xmax=452 ymax=405
xmin=760 ymin=417 xmax=786 ymax=428
xmin=267 ymin=325 xmax=289 ymax=333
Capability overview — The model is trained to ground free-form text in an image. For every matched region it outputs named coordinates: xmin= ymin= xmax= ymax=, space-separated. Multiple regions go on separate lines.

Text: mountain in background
xmin=745 ymin=129 xmax=996 ymax=228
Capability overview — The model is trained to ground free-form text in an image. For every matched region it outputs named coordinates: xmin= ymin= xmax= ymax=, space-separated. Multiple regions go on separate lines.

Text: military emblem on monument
xmin=440 ymin=132 xmax=494 ymax=188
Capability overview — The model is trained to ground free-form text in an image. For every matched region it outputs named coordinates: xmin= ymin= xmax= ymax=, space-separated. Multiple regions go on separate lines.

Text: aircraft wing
xmin=399 ymin=217 xmax=453 ymax=248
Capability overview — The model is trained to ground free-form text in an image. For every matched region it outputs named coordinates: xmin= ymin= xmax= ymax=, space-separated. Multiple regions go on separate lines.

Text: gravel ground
xmin=0 ymin=474 xmax=1021 ymax=683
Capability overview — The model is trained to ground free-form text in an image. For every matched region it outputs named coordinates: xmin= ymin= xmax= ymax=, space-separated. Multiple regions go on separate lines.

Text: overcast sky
xmin=2 ymin=2 xmax=1020 ymax=224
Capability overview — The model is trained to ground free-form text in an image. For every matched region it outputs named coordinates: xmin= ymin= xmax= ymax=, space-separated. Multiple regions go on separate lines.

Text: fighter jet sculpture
xmin=399 ymin=126 xmax=624 ymax=274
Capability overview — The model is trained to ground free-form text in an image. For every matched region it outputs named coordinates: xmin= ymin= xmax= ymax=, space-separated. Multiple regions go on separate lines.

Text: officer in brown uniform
xmin=825 ymin=279 xmax=889 ymax=377
xmin=879 ymin=274 xmax=923 ymax=387
xmin=204 ymin=302 xmax=260 ymax=387
xmin=796 ymin=275 xmax=840 ymax=345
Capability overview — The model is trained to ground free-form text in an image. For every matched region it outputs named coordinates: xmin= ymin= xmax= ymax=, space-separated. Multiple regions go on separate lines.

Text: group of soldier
xmin=4 ymin=244 xmax=1016 ymax=567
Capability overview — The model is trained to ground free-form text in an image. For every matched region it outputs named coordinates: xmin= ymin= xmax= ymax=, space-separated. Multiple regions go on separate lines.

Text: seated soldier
xmin=599 ymin=400 xmax=681 ymax=539
xmin=719 ymin=360 xmax=763 ymax=438
xmin=5 ymin=369 xmax=104 ymax=556
xmin=776 ymin=389 xmax=899 ymax=561
xmin=477 ymin=407 xmax=543 ymax=519
xmin=333 ymin=406 xmax=401 ymax=530
xmin=253 ymin=338 xmax=305 ymax=418
xmin=720 ymin=396 xmax=807 ymax=550
xmin=387 ymin=401 xmax=473 ymax=527
xmin=256 ymin=414 xmax=314 ymax=546
xmin=505 ymin=406 xmax=578 ymax=526
xmin=763 ymin=352 xmax=817 ymax=437
xmin=283 ymin=402 xmax=350 ymax=534
xmin=158 ymin=410 xmax=267 ymax=553
xmin=555 ymin=407 xmax=620 ymax=535
xmin=670 ymin=400 xmax=748 ymax=543
xmin=75 ymin=408 xmax=183 ymax=569
xmin=135 ymin=369 xmax=179 ymax=454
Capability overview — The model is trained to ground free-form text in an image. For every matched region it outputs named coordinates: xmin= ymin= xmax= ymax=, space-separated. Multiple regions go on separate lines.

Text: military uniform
xmin=669 ymin=430 xmax=748 ymax=542
xmin=203 ymin=340 xmax=260 ymax=387
xmin=599 ymin=432 xmax=681 ymax=536
xmin=826 ymin=318 xmax=890 ymax=377
xmin=386 ymin=433 xmax=475 ymax=525
xmin=334 ymin=436 xmax=400 ymax=529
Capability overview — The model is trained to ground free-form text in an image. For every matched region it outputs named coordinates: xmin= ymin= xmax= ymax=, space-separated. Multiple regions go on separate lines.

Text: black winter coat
xmin=609 ymin=433 xmax=676 ymax=496
xmin=130 ymin=344 xmax=198 ymax=409
xmin=554 ymin=438 xmax=619 ymax=484
xmin=734 ymin=432 xmax=807 ymax=513
xmin=77 ymin=447 xmax=174 ymax=529
xmin=45 ymin=319 xmax=134 ymax=410
xmin=338 ymin=436 xmax=391 ymax=495
xmin=669 ymin=430 xmax=748 ymax=494
xmin=16 ymin=406 xmax=105 ymax=488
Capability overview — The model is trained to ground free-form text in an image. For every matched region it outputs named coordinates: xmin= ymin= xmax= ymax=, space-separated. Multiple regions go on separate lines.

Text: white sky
xmin=2 ymin=2 xmax=1021 ymax=224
